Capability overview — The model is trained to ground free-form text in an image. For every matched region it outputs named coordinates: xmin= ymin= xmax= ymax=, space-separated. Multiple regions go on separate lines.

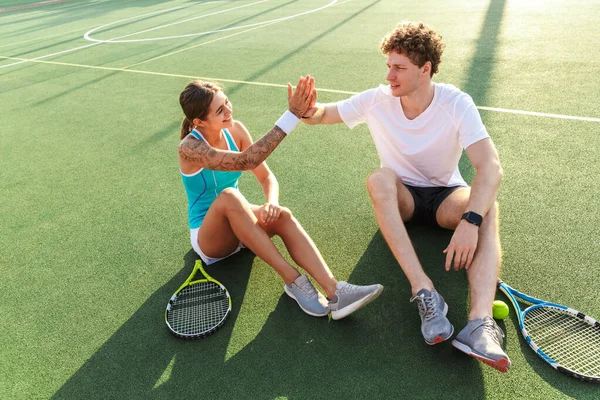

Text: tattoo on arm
xmin=179 ymin=126 xmax=287 ymax=171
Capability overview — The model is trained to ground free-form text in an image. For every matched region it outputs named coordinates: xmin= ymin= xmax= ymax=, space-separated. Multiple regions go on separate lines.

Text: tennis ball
xmin=492 ymin=300 xmax=509 ymax=320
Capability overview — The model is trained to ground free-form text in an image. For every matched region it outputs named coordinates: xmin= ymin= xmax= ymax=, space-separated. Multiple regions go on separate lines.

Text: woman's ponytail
xmin=180 ymin=117 xmax=193 ymax=140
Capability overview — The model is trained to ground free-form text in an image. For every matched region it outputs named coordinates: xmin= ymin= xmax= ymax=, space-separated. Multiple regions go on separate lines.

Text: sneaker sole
xmin=424 ymin=302 xmax=454 ymax=346
xmin=283 ymin=285 xmax=329 ymax=317
xmin=330 ymin=285 xmax=383 ymax=320
xmin=451 ymin=339 xmax=511 ymax=372
xmin=425 ymin=325 xmax=454 ymax=345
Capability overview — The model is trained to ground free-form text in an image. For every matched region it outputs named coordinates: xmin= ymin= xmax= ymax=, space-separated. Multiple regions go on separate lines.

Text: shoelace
xmin=481 ymin=318 xmax=503 ymax=345
xmin=298 ymin=280 xmax=318 ymax=298
xmin=337 ymin=283 xmax=359 ymax=296
xmin=410 ymin=294 xmax=438 ymax=322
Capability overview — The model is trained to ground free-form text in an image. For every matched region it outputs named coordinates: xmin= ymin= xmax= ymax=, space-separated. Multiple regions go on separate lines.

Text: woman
xmin=178 ymin=76 xmax=382 ymax=320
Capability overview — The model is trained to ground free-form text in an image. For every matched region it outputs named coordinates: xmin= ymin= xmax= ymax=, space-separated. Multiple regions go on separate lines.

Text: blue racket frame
xmin=498 ymin=279 xmax=600 ymax=383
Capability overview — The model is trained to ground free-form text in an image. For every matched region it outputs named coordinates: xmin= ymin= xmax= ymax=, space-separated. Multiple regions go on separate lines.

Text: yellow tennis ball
xmin=492 ymin=300 xmax=509 ymax=319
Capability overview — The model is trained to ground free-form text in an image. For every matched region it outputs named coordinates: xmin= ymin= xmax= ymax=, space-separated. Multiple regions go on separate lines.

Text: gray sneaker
xmin=410 ymin=288 xmax=454 ymax=345
xmin=284 ymin=275 xmax=329 ymax=317
xmin=328 ymin=281 xmax=383 ymax=320
xmin=452 ymin=316 xmax=511 ymax=372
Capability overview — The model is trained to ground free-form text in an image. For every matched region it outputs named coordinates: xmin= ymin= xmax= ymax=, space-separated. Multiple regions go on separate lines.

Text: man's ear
xmin=422 ymin=61 xmax=431 ymax=76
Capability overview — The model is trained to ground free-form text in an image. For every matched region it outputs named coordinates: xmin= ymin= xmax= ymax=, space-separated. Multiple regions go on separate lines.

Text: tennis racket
xmin=165 ymin=260 xmax=231 ymax=339
xmin=498 ymin=280 xmax=600 ymax=382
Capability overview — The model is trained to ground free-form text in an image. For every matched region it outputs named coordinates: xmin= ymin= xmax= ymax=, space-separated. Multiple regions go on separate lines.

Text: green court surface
xmin=1 ymin=0 xmax=599 ymax=399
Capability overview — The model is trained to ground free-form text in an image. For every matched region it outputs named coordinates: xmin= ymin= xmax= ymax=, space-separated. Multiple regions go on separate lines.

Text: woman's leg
xmin=254 ymin=207 xmax=337 ymax=299
xmin=256 ymin=206 xmax=384 ymax=319
xmin=198 ymin=188 xmax=300 ymax=284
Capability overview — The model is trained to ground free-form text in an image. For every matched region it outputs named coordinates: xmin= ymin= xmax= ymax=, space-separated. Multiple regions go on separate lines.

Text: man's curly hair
xmin=380 ymin=22 xmax=445 ymax=77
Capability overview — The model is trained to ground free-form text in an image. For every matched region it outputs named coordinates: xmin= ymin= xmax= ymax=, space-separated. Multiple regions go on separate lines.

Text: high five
xmin=177 ymin=76 xmax=383 ymax=320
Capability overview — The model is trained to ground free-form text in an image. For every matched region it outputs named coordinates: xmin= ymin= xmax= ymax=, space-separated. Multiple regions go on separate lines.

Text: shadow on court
xmin=458 ymin=0 xmax=506 ymax=183
xmin=224 ymin=0 xmax=383 ymax=98
xmin=52 ymin=228 xmax=489 ymax=400
xmin=456 ymin=2 xmax=600 ymax=396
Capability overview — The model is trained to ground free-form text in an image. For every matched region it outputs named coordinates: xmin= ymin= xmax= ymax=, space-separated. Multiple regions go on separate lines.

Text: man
xmin=302 ymin=22 xmax=510 ymax=372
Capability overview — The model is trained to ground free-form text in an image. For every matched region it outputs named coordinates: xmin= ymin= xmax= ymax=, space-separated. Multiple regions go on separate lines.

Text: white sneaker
xmin=328 ymin=281 xmax=383 ymax=320
xmin=284 ymin=275 xmax=329 ymax=317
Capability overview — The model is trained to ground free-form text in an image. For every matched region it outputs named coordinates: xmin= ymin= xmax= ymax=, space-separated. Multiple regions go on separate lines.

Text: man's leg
xmin=435 ymin=188 xmax=501 ymax=320
xmin=366 ymin=168 xmax=453 ymax=344
xmin=436 ymin=189 xmax=510 ymax=372
xmin=366 ymin=168 xmax=433 ymax=295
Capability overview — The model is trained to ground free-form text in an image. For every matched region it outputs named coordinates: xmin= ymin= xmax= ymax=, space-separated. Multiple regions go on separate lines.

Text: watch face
xmin=463 ymin=212 xmax=482 ymax=226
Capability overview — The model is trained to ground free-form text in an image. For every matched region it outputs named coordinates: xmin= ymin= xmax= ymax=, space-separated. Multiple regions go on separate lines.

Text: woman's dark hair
xmin=179 ymin=80 xmax=222 ymax=139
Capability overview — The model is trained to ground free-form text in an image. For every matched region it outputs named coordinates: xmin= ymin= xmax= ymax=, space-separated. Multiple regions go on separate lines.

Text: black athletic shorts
xmin=404 ymin=184 xmax=465 ymax=227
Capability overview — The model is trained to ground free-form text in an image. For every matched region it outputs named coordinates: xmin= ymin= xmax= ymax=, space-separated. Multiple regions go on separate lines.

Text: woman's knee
xmin=216 ymin=188 xmax=246 ymax=211
xmin=277 ymin=206 xmax=294 ymax=222
xmin=366 ymin=168 xmax=397 ymax=198
xmin=268 ymin=207 xmax=297 ymax=233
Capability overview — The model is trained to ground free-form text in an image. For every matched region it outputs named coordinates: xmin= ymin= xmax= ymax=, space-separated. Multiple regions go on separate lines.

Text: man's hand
xmin=258 ymin=202 xmax=283 ymax=226
xmin=287 ymin=75 xmax=316 ymax=118
xmin=443 ymin=220 xmax=479 ymax=271
xmin=302 ymin=87 xmax=319 ymax=118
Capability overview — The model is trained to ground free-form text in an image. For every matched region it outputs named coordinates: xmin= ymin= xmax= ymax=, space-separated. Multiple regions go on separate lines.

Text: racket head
xmin=165 ymin=261 xmax=232 ymax=339
xmin=498 ymin=281 xmax=600 ymax=383
xmin=521 ymin=304 xmax=600 ymax=383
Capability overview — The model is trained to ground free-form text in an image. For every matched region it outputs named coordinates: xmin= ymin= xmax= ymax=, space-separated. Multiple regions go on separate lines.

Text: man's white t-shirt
xmin=336 ymin=83 xmax=489 ymax=188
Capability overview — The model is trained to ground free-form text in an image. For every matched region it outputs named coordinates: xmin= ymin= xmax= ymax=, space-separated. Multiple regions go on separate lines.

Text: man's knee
xmin=366 ymin=168 xmax=397 ymax=200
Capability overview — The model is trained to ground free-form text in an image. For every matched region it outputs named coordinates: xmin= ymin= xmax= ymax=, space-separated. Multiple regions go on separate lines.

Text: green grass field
xmin=1 ymin=0 xmax=599 ymax=399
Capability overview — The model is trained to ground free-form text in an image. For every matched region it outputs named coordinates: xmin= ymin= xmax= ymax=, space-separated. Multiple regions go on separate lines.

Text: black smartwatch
xmin=461 ymin=211 xmax=483 ymax=227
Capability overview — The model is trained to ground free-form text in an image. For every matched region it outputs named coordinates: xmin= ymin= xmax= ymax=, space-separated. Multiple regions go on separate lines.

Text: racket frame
xmin=165 ymin=260 xmax=232 ymax=339
xmin=498 ymin=280 xmax=600 ymax=383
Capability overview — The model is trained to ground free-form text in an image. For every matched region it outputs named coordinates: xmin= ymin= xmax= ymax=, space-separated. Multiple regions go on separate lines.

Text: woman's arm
xmin=233 ymin=120 xmax=280 ymax=205
xmin=178 ymin=76 xmax=315 ymax=171
xmin=178 ymin=125 xmax=287 ymax=171
xmin=233 ymin=120 xmax=282 ymax=225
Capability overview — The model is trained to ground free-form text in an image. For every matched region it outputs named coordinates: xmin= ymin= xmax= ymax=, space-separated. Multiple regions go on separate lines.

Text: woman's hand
xmin=287 ymin=75 xmax=317 ymax=118
xmin=258 ymin=202 xmax=283 ymax=226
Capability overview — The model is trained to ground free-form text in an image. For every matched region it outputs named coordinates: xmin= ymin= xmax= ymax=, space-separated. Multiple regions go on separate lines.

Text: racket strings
xmin=524 ymin=307 xmax=600 ymax=377
xmin=168 ymin=282 xmax=230 ymax=336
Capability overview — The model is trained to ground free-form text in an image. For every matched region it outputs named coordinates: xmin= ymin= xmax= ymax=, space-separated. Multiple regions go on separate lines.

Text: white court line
xmin=0 ymin=0 xmax=112 ymax=19
xmin=85 ymin=0 xmax=269 ymax=43
xmin=0 ymin=0 xmax=337 ymax=68
xmin=122 ymin=20 xmax=281 ymax=69
xmin=0 ymin=0 xmax=325 ymax=68
xmin=84 ymin=0 xmax=340 ymax=43
xmin=0 ymin=1 xmax=120 ymax=51
xmin=477 ymin=106 xmax=600 ymax=123
xmin=0 ymin=42 xmax=99 ymax=69
xmin=123 ymin=0 xmax=352 ymax=69
xmin=0 ymin=26 xmax=91 ymax=49
xmin=0 ymin=2 xmax=219 ymax=69
xmin=1 ymin=55 xmax=598 ymax=123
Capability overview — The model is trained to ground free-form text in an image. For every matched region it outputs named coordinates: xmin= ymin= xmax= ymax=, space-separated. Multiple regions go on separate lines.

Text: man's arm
xmin=301 ymin=103 xmax=344 ymax=125
xmin=463 ymin=138 xmax=504 ymax=216
xmin=444 ymin=138 xmax=503 ymax=271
